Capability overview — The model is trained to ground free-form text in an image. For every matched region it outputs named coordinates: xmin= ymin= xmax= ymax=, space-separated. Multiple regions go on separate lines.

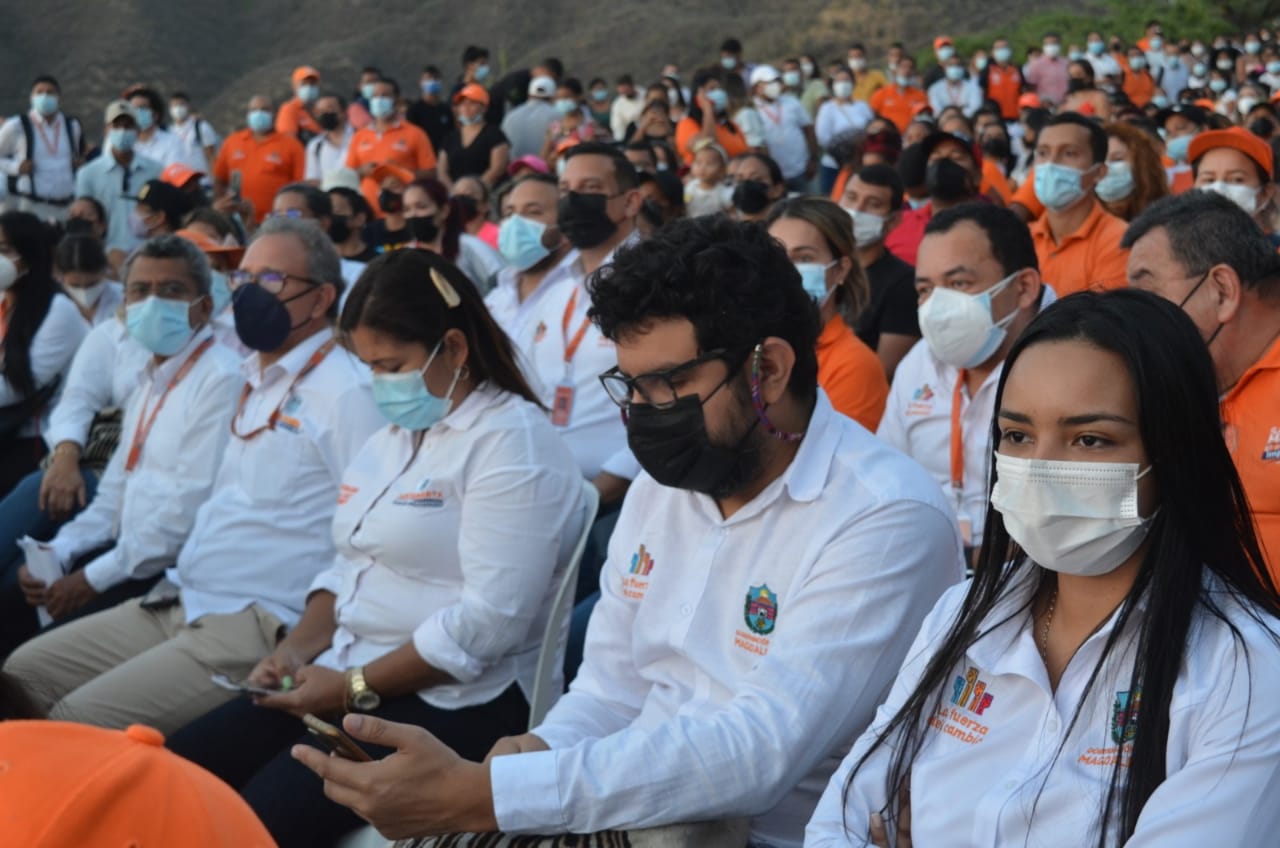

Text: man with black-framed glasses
xmin=291 ymin=214 xmax=963 ymax=846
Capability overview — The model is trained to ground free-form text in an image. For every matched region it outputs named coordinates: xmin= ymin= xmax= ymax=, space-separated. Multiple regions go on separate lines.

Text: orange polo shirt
xmin=1029 ymin=199 xmax=1129 ymax=295
xmin=870 ymin=85 xmax=928 ymax=132
xmin=275 ymin=97 xmax=322 ymax=140
xmin=981 ymin=159 xmax=1012 ymax=204
xmin=1221 ymin=334 xmax=1280 ymax=578
xmin=1122 ymin=70 xmax=1157 ymax=108
xmin=346 ymin=120 xmax=437 ymax=214
xmin=1011 ymin=168 xmax=1046 ymax=219
xmin=984 ymin=64 xmax=1023 ymax=120
xmin=674 ymin=116 xmax=749 ymax=164
xmin=817 ymin=315 xmax=889 ymax=431
xmin=212 ymin=129 xmax=306 ymax=223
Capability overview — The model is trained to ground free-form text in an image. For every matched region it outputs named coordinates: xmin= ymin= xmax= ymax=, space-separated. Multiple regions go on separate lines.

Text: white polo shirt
xmin=168 ymin=330 xmax=385 ymax=627
xmin=489 ymin=391 xmax=964 ymax=845
xmin=47 ymin=327 xmax=242 ymax=590
xmin=807 ymin=570 xmax=1280 ymax=847
xmin=309 ymin=384 xmax=585 ymax=709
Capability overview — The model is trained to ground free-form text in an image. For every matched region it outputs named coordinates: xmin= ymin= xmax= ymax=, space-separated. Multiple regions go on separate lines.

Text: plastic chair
xmin=527 ymin=479 xmax=599 ymax=729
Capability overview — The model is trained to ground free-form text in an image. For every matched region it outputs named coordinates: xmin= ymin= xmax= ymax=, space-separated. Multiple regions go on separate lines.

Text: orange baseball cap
xmin=1018 ymin=93 xmax=1041 ymax=109
xmin=1188 ymin=126 xmax=1275 ymax=179
xmin=0 ymin=721 xmax=276 ymax=846
xmin=452 ymin=82 xmax=490 ymax=107
xmin=177 ymin=227 xmax=246 ymax=267
xmin=934 ymin=36 xmax=954 ymax=49
xmin=161 ymin=161 xmax=203 ymax=189
xmin=370 ymin=162 xmax=415 ymax=187
xmin=292 ymin=65 xmax=320 ymax=86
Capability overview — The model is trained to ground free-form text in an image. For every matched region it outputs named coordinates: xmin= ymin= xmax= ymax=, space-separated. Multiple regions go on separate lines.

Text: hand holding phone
xmin=210 ymin=673 xmax=280 ymax=698
xmin=303 ymin=713 xmax=373 ymax=761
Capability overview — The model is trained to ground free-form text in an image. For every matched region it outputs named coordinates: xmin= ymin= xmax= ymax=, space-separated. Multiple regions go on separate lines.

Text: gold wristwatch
xmin=345 ymin=666 xmax=381 ymax=712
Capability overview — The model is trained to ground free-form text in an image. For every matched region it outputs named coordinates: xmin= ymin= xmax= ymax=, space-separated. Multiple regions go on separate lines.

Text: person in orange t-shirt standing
xmin=276 ymin=66 xmax=324 ymax=144
xmin=1122 ymin=190 xmax=1280 ymax=577
xmin=1027 ymin=113 xmax=1128 ymax=295
xmin=346 ymin=78 xmax=437 ymax=216
xmin=1121 ymin=47 xmax=1158 ymax=107
xmin=674 ymin=69 xmax=750 ymax=165
xmin=870 ymin=56 xmax=928 ymax=132
xmin=213 ymin=94 xmax=305 ymax=223
xmin=980 ymin=38 xmax=1024 ymax=120
xmin=767 ymin=196 xmax=888 ymax=430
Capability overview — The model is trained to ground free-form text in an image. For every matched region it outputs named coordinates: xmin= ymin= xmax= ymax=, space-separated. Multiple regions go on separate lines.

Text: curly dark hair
xmin=588 ymin=215 xmax=820 ymax=403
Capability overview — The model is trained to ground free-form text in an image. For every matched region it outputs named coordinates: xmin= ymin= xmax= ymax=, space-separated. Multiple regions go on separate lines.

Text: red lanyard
xmin=231 ymin=339 xmax=335 ymax=440
xmin=561 ymin=289 xmax=592 ymax=367
xmin=125 ymin=337 xmax=215 ymax=472
xmin=949 ymin=371 xmax=967 ymax=493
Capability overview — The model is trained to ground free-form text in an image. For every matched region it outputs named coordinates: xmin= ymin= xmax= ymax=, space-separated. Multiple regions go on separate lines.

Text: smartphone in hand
xmin=303 ymin=713 xmax=373 ymax=762
xmin=210 ymin=673 xmax=279 ymax=698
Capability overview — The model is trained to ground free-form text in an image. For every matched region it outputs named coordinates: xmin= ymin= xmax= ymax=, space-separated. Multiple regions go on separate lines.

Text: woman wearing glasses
xmin=169 ymin=248 xmax=587 ymax=848
xmin=806 ymin=289 xmax=1280 ymax=846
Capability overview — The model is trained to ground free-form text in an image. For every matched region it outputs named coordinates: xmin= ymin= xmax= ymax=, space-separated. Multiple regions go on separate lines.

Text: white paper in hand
xmin=18 ymin=536 xmax=65 ymax=627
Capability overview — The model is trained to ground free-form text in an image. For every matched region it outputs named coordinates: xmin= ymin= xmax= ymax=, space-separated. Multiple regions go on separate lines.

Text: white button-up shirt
xmin=806 ymin=571 xmax=1280 ymax=847
xmin=1 ymin=293 xmax=89 ymax=438
xmin=44 ymin=317 xmax=150 ymax=451
xmin=304 ymin=127 xmax=354 ymax=182
xmin=74 ymin=149 xmax=163 ymax=254
xmin=309 ymin=384 xmax=585 ymax=708
xmin=170 ymin=117 xmax=221 ymax=174
xmin=521 ymin=237 xmax=639 ymax=481
xmin=47 ymin=327 xmax=241 ymax=590
xmin=489 ymin=392 xmax=964 ymax=845
xmin=133 ymin=128 xmax=185 ymax=170
xmin=485 ymin=248 xmax=580 ymax=350
xmin=168 ymin=330 xmax=384 ymax=627
xmin=0 ymin=111 xmax=77 ymax=201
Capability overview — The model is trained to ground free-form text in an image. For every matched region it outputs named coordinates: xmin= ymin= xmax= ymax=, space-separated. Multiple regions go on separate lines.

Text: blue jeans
xmin=0 ymin=467 xmax=99 ymax=578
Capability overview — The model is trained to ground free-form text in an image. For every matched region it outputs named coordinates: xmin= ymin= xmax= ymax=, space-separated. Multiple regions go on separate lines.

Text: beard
xmin=703 ymin=375 xmax=767 ymax=500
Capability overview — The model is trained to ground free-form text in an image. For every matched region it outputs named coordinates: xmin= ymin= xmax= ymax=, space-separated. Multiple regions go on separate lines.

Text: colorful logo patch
xmin=913 ymin=384 xmax=935 ymax=402
xmin=951 ymin=666 xmax=994 ymax=715
xmin=1262 ymin=427 xmax=1280 ymax=462
xmin=393 ymin=477 xmax=445 ymax=508
xmin=744 ymin=585 xmax=778 ymax=635
xmin=1111 ymin=689 xmax=1141 ymax=745
xmin=629 ymin=544 xmax=654 ymax=575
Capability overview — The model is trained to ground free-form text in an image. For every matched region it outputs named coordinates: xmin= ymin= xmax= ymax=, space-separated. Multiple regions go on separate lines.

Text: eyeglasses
xmin=125 ymin=280 xmax=198 ymax=300
xmin=599 ymin=348 xmax=743 ymax=409
xmin=227 ymin=269 xmax=320 ymax=295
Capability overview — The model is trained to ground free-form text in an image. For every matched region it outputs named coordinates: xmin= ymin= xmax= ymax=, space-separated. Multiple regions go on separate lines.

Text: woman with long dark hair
xmin=401 ymin=177 xmax=506 ymax=294
xmin=807 ymin=289 xmax=1280 ymax=846
xmin=0 ymin=212 xmax=88 ymax=496
xmin=168 ymin=248 xmax=587 ymax=848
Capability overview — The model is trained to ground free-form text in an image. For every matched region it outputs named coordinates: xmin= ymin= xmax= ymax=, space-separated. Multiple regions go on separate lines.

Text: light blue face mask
xmin=721 ymin=56 xmax=737 ymax=70
xmin=706 ymin=89 xmax=729 ymax=112
xmin=246 ymin=109 xmax=273 ymax=133
xmin=554 ymin=98 xmax=578 ymax=116
xmin=371 ymin=341 xmax=461 ymax=430
xmin=361 ymin=83 xmax=377 ymax=101
xmin=369 ymin=96 xmax=395 ymax=120
xmin=108 ymin=128 xmax=137 ymax=153
xmin=210 ymin=270 xmax=232 ymax=315
xmin=126 ymin=296 xmax=195 ymax=356
xmin=1166 ymin=133 xmax=1194 ymax=162
xmin=1094 ymin=160 xmax=1135 ymax=202
xmin=1034 ymin=162 xmax=1086 ymax=211
xmin=795 ymin=260 xmax=837 ymax=302
xmin=134 ymin=107 xmax=154 ymax=131
xmin=498 ymin=214 xmax=551 ymax=270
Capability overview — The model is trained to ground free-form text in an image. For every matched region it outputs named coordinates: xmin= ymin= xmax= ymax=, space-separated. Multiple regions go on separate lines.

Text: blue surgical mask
xmin=721 ymin=56 xmax=737 ymax=70
xmin=994 ymin=47 xmax=1013 ymax=63
xmin=361 ymin=82 xmax=377 ymax=101
xmin=126 ymin=296 xmax=195 ymax=356
xmin=210 ymin=270 xmax=232 ymax=315
xmin=370 ymin=96 xmax=395 ymax=119
xmin=474 ymin=63 xmax=491 ymax=82
xmin=134 ymin=107 xmax=153 ymax=131
xmin=371 ymin=342 xmax=461 ymax=430
xmin=1095 ymin=161 xmax=1135 ymax=202
xmin=1088 ymin=41 xmax=1105 ymax=56
xmin=554 ymin=98 xmax=578 ymax=116
xmin=706 ymin=89 xmax=729 ymax=112
xmin=1152 ymin=95 xmax=1170 ymax=109
xmin=795 ymin=260 xmax=837 ymax=302
xmin=297 ymin=83 xmax=319 ymax=103
xmin=1209 ymin=79 xmax=1228 ymax=93
xmin=1034 ymin=162 xmax=1086 ymax=211
xmin=945 ymin=65 xmax=966 ymax=82
xmin=421 ymin=79 xmax=443 ymax=97
xmin=246 ymin=109 xmax=273 ymax=133
xmin=1166 ymin=133 xmax=1194 ymax=162
xmin=31 ymin=93 xmax=58 ymax=117
xmin=937 ymin=46 xmax=956 ymax=62
xmin=108 ymin=128 xmax=137 ymax=152
xmin=498 ymin=214 xmax=551 ymax=270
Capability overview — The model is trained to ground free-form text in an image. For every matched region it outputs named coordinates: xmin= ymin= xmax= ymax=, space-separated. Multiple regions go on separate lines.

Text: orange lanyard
xmin=34 ymin=115 xmax=61 ymax=156
xmin=125 ymin=337 xmax=215 ymax=472
xmin=949 ymin=370 xmax=967 ymax=494
xmin=231 ymin=339 xmax=335 ymax=440
xmin=561 ymin=288 xmax=592 ymax=367
xmin=0 ymin=297 xmax=9 ymax=344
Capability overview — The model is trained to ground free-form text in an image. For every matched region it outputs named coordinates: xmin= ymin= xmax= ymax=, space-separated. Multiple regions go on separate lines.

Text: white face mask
xmin=991 ymin=454 xmax=1156 ymax=576
xmin=0 ymin=255 xmax=17 ymax=291
xmin=1204 ymin=181 xmax=1259 ymax=214
xmin=64 ymin=280 xmax=107 ymax=309
xmin=917 ymin=271 xmax=1019 ymax=368
xmin=846 ymin=207 xmax=885 ymax=245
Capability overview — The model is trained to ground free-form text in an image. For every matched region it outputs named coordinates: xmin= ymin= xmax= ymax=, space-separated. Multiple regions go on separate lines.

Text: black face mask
xmin=557 ymin=190 xmax=618 ymax=249
xmin=64 ymin=218 xmax=97 ymax=237
xmin=378 ymin=189 xmax=404 ymax=215
xmin=625 ymin=371 xmax=762 ymax=498
xmin=407 ymin=215 xmax=440 ymax=243
xmin=926 ymin=158 xmax=973 ymax=203
xmin=1067 ymin=77 xmax=1090 ymax=94
xmin=317 ymin=111 xmax=342 ymax=131
xmin=732 ymin=180 xmax=771 ymax=214
xmin=981 ymin=136 xmax=1011 ymax=162
xmin=232 ymin=282 xmax=318 ymax=352
xmin=328 ymin=214 xmax=351 ymax=244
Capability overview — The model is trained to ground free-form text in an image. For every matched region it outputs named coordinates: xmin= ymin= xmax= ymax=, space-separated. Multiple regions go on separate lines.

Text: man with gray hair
xmin=6 ymin=220 xmax=385 ymax=733
xmin=1123 ymin=189 xmax=1280 ymax=574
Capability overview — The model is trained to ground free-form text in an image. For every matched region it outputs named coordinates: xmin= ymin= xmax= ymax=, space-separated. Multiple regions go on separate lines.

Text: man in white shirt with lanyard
xmin=292 ymin=214 xmax=963 ymax=846
xmin=0 ymin=75 xmax=84 ymax=222
xmin=1 ymin=236 xmax=242 ymax=655
xmin=6 ymin=218 xmax=384 ymax=734
xmin=878 ymin=203 xmax=1054 ymax=559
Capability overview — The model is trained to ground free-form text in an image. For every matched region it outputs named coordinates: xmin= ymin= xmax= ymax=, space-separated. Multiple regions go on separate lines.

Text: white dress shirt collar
xmin=141 ymin=323 xmax=215 ymax=388
xmin=241 ymin=327 xmax=333 ymax=388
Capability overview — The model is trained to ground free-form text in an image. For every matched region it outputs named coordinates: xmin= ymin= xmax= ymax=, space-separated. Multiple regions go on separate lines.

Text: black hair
xmin=423 ymin=64 xmax=441 ymax=77
xmin=362 ymin=66 xmax=383 ymax=77
xmin=849 ymin=42 xmax=866 ymax=53
xmin=124 ymin=85 xmax=167 ymax=128
xmin=70 ymin=196 xmax=106 ymax=225
xmin=739 ymin=152 xmax=784 ymax=188
xmin=1044 ymin=112 xmax=1108 ymax=163
xmin=542 ymin=57 xmax=565 ymax=79
xmin=588 ymin=215 xmax=820 ymax=404
xmin=1122 ymin=190 xmax=1280 ymax=297
xmin=0 ymin=212 xmax=57 ymax=398
xmin=54 ymin=234 xmax=108 ymax=275
xmin=170 ymin=90 xmax=190 ymax=102
xmin=840 ymin=288 xmax=1279 ymax=846
xmin=277 ymin=182 xmax=332 ymax=220
xmin=559 ymin=77 xmax=584 ymax=98
xmin=855 ymin=164 xmax=906 ymax=212
xmin=328 ymin=186 xmax=372 ymax=222
xmin=896 ymin=142 xmax=928 ymax=189
xmin=376 ymin=77 xmax=400 ymax=97
xmin=624 ymin=141 xmax=657 ymax=165
xmin=317 ymin=91 xmax=348 ymax=109
xmin=589 ymin=77 xmax=608 ymax=90
xmin=462 ymin=45 xmax=489 ymax=65
xmin=616 ymin=73 xmax=634 ymax=87
xmin=925 ymin=202 xmax=1039 ymax=274
xmin=31 ymin=75 xmax=59 ymax=93
xmin=339 ymin=249 xmax=540 ymax=407
xmin=720 ymin=38 xmax=743 ymax=54
xmin=562 ymin=142 xmax=640 ymax=192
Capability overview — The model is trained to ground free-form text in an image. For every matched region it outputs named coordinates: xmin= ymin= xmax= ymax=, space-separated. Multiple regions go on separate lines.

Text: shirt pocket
xmin=243 ymin=424 xmax=310 ymax=505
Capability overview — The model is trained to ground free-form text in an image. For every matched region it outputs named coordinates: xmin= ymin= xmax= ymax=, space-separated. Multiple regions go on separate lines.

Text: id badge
xmin=552 ymin=383 xmax=575 ymax=426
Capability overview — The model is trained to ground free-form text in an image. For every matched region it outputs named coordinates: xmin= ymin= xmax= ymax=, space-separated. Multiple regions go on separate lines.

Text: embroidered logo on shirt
xmin=621 ymin=544 xmax=652 ymax=599
xmin=1262 ymin=426 xmax=1280 ymax=462
xmin=533 ymin=320 xmax=547 ymax=344
xmin=337 ymin=484 xmax=359 ymax=505
xmin=906 ymin=383 xmax=935 ymax=416
xmin=951 ymin=665 xmax=994 ymax=715
xmin=1110 ymin=689 xmax=1141 ymax=745
xmin=743 ymin=584 xmax=778 ymax=635
xmin=925 ymin=665 xmax=995 ymax=745
xmin=394 ymin=477 xmax=445 ymax=508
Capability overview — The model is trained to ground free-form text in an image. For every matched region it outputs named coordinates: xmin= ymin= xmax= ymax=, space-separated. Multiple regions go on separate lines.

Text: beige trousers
xmin=4 ymin=598 xmax=283 ymax=736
